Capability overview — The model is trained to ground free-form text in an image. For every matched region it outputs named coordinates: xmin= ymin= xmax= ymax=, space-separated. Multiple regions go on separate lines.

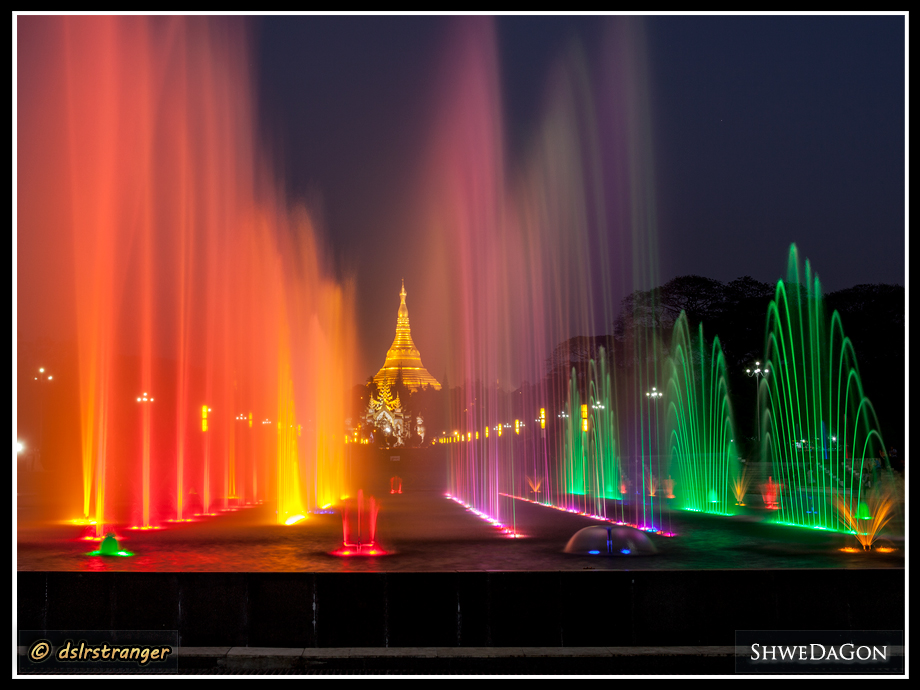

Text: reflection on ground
xmin=17 ymin=490 xmax=904 ymax=572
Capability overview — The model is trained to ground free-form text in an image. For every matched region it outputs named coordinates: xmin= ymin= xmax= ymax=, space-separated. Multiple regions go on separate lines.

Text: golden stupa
xmin=373 ymin=280 xmax=441 ymax=391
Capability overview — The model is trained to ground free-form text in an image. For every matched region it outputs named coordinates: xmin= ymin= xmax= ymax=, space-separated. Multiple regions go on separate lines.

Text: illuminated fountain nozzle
xmin=760 ymin=477 xmax=781 ymax=509
xmin=99 ymin=532 xmax=120 ymax=555
xmin=333 ymin=489 xmax=388 ymax=556
xmin=87 ymin=531 xmax=133 ymax=557
xmin=564 ymin=525 xmax=658 ymax=556
xmin=836 ymin=487 xmax=897 ymax=552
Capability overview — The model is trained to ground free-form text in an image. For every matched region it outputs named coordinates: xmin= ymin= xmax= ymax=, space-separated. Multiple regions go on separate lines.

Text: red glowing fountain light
xmin=334 ymin=489 xmax=387 ymax=557
xmin=761 ymin=476 xmax=781 ymax=509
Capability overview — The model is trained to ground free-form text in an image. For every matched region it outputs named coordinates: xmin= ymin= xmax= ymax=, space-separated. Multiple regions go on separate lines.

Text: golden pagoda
xmin=373 ymin=280 xmax=441 ymax=391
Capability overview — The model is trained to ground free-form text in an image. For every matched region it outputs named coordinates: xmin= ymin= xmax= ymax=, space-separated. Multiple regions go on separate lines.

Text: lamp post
xmin=558 ymin=409 xmax=570 ymax=503
xmin=258 ymin=418 xmax=272 ymax=503
xmin=645 ymin=387 xmax=663 ymax=455
xmin=645 ymin=387 xmax=664 ymax=526
xmin=137 ymin=392 xmax=154 ymax=527
xmin=201 ymin=405 xmax=212 ymax=514
xmin=233 ymin=413 xmax=250 ymax=505
xmin=745 ymin=361 xmax=770 ymax=459
xmin=33 ymin=367 xmax=53 ymax=462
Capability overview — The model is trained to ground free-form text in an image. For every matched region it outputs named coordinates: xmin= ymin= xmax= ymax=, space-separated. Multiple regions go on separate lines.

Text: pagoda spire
xmin=373 ymin=281 xmax=441 ymax=392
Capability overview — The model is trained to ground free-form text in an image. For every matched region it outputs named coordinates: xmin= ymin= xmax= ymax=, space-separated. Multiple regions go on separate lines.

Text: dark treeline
xmin=542 ymin=275 xmax=904 ymax=462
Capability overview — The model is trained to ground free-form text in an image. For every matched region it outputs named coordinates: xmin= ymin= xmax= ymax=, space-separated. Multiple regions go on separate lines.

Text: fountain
xmin=333 ymin=489 xmax=386 ymax=556
xmin=16 ymin=17 xmax=901 ymax=567
xmin=837 ymin=485 xmax=897 ymax=551
xmin=17 ymin=16 xmax=356 ymax=536
xmin=732 ymin=467 xmax=752 ymax=507
xmin=425 ymin=20 xmax=667 ymax=539
xmin=760 ymin=477 xmax=781 ymax=510
xmin=87 ymin=532 xmax=133 ymax=558
xmin=563 ymin=524 xmax=658 ymax=556
xmin=761 ymin=245 xmax=889 ymax=531
xmin=13 ymin=20 xmax=904 ymax=667
xmin=665 ymin=313 xmax=738 ymax=516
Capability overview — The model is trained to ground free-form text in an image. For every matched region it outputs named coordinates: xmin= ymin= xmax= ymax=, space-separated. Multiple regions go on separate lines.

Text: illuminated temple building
xmin=373 ymin=280 xmax=441 ymax=392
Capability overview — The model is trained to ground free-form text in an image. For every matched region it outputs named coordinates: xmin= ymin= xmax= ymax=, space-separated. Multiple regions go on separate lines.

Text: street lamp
xmin=645 ymin=386 xmax=664 ymax=510
xmin=33 ymin=367 xmax=53 ymax=460
xmin=234 ymin=413 xmax=252 ymax=504
xmin=745 ymin=361 xmax=770 ymax=452
xmin=745 ymin=361 xmax=770 ymax=379
xmin=645 ymin=387 xmax=663 ymax=453
xmin=137 ymin=392 xmax=154 ymax=528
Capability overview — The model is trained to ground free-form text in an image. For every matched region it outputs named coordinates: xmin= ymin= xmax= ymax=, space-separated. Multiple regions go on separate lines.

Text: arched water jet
xmin=665 ymin=312 xmax=738 ymax=516
xmin=762 ymin=245 xmax=890 ymax=531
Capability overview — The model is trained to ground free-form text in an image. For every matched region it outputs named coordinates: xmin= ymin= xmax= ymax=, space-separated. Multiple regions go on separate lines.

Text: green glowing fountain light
xmin=666 ymin=312 xmax=738 ymax=516
xmin=557 ymin=349 xmax=627 ymax=523
xmin=88 ymin=532 xmax=134 ymax=557
xmin=762 ymin=245 xmax=887 ymax=531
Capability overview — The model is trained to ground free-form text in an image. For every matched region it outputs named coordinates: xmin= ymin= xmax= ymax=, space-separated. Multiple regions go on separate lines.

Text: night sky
xmin=16 ymin=14 xmax=906 ymax=387
xmin=252 ymin=15 xmax=905 ymax=383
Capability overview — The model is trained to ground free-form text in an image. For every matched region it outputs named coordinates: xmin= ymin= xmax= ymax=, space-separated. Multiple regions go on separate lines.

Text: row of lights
xmin=498 ymin=492 xmax=675 ymax=537
xmin=445 ymin=494 xmax=522 ymax=538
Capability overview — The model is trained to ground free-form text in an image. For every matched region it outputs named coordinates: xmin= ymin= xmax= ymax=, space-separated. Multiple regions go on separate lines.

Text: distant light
xmin=17 ymin=441 xmax=25 ymax=453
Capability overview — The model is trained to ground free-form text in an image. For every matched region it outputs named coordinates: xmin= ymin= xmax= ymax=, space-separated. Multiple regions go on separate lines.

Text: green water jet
xmin=762 ymin=245 xmax=888 ymax=531
xmin=665 ymin=312 xmax=738 ymax=515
